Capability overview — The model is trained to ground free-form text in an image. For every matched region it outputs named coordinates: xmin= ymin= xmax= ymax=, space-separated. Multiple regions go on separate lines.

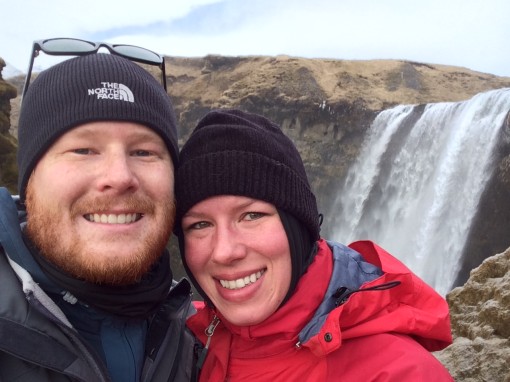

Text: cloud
xmin=1 ymin=0 xmax=509 ymax=77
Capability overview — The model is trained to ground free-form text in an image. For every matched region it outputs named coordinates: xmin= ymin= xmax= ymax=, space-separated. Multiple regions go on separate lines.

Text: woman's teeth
xmin=220 ymin=270 xmax=265 ymax=290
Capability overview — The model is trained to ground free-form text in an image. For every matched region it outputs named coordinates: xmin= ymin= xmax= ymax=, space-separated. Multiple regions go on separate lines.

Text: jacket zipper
xmin=196 ymin=315 xmax=220 ymax=371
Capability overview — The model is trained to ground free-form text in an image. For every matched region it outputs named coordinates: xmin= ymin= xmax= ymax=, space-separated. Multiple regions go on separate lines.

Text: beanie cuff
xmin=177 ymin=150 xmax=319 ymax=239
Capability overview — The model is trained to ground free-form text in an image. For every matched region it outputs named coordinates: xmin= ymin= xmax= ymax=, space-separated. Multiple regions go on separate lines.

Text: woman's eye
xmin=186 ymin=221 xmax=211 ymax=230
xmin=244 ymin=212 xmax=265 ymax=221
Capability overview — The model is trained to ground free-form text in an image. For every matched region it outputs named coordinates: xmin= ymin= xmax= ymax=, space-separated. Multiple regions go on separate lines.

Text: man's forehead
xmin=59 ymin=121 xmax=165 ymax=141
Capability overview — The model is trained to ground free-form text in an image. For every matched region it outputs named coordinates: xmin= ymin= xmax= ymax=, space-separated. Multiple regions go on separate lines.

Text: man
xmin=0 ymin=50 xmax=195 ymax=381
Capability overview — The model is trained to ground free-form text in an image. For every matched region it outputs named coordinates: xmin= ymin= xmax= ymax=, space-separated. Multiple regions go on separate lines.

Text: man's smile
xmin=85 ymin=213 xmax=143 ymax=224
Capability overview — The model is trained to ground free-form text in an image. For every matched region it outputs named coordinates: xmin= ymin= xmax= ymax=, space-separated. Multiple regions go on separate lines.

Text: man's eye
xmin=73 ymin=148 xmax=92 ymax=155
xmin=132 ymin=150 xmax=152 ymax=157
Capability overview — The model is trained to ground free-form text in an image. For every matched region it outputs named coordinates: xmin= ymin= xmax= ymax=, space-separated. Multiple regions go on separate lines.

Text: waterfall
xmin=331 ymin=88 xmax=510 ymax=295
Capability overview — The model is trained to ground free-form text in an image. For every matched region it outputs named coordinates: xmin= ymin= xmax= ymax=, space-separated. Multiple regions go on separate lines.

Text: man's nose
xmin=96 ymin=153 xmax=140 ymax=193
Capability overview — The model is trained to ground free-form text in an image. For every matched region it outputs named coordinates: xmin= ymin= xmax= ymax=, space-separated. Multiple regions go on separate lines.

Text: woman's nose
xmin=210 ymin=226 xmax=247 ymax=264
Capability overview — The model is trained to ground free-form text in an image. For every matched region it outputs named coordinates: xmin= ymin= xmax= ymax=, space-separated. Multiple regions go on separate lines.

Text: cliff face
xmin=163 ymin=57 xmax=510 ymax=291
xmin=456 ymin=115 xmax=510 ymax=288
xmin=163 ymin=55 xmax=510 ymax=229
xmin=6 ymin=55 xmax=510 ymax=213
xmin=2 ymin=55 xmax=510 ymax=380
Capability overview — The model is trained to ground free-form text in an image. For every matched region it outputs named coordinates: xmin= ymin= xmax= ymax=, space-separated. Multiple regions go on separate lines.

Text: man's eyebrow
xmin=66 ymin=127 xmax=163 ymax=142
xmin=130 ymin=131 xmax=165 ymax=143
xmin=65 ymin=127 xmax=97 ymax=138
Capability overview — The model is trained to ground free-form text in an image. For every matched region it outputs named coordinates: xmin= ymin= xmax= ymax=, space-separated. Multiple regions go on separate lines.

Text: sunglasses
xmin=22 ymin=37 xmax=167 ymax=100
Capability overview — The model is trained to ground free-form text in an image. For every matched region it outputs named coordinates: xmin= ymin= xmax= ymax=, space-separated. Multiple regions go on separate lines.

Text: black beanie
xmin=17 ymin=53 xmax=178 ymax=201
xmin=176 ymin=109 xmax=320 ymax=240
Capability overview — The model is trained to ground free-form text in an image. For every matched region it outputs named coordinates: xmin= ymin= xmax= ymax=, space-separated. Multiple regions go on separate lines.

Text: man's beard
xmin=25 ymin=184 xmax=175 ymax=286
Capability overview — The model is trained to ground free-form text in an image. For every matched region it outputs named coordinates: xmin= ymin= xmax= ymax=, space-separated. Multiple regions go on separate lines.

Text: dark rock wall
xmin=0 ymin=58 xmax=18 ymax=194
xmin=455 ymin=111 xmax=510 ymax=288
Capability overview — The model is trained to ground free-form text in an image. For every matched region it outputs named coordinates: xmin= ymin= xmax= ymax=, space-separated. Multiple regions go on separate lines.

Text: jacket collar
xmin=187 ymin=239 xmax=333 ymax=359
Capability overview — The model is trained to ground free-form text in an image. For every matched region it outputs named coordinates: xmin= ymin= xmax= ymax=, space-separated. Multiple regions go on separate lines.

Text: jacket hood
xmin=302 ymin=240 xmax=452 ymax=357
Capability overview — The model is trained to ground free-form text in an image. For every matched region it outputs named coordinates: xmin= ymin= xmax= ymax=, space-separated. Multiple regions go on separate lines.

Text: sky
xmin=1 ymin=0 xmax=509 ymax=78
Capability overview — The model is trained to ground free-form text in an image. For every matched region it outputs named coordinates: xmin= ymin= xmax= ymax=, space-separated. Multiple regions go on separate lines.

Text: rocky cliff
xmin=2 ymin=55 xmax=510 ymax=380
xmin=6 ymin=55 xmax=510 ymax=218
xmin=166 ymin=56 xmax=510 ymax=292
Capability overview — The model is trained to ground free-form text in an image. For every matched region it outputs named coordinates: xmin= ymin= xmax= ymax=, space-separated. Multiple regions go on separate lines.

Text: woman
xmin=176 ymin=109 xmax=454 ymax=381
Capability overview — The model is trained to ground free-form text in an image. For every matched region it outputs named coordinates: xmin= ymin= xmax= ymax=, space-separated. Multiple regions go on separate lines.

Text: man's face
xmin=25 ymin=121 xmax=175 ymax=285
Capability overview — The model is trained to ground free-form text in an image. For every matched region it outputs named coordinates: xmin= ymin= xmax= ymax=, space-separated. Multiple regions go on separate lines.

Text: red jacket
xmin=187 ymin=239 xmax=453 ymax=381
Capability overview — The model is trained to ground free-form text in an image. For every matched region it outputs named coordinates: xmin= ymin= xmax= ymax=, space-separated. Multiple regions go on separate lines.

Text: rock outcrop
xmin=0 ymin=57 xmax=18 ymax=194
xmin=435 ymin=248 xmax=510 ymax=381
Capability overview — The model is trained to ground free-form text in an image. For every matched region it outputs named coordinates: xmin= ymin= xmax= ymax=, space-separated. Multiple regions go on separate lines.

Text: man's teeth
xmin=220 ymin=270 xmax=265 ymax=290
xmin=86 ymin=213 xmax=140 ymax=224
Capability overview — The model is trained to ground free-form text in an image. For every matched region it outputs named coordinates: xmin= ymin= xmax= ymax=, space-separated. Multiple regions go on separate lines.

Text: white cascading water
xmin=331 ymin=88 xmax=510 ymax=295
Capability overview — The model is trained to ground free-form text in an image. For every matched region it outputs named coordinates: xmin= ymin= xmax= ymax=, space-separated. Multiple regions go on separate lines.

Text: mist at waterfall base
xmin=329 ymin=88 xmax=510 ymax=296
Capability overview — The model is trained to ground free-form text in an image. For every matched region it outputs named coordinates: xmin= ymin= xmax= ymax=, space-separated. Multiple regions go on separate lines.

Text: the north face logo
xmin=87 ymin=82 xmax=134 ymax=102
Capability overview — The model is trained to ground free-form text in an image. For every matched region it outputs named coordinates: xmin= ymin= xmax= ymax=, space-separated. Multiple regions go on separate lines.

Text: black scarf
xmin=277 ymin=208 xmax=317 ymax=305
xmin=24 ymin=234 xmax=173 ymax=319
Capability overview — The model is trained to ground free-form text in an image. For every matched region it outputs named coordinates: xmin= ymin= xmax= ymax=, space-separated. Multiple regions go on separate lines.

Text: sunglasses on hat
xmin=22 ymin=37 xmax=167 ymax=100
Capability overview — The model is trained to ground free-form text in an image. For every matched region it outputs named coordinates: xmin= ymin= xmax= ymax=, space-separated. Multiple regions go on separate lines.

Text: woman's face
xmin=182 ymin=195 xmax=291 ymax=326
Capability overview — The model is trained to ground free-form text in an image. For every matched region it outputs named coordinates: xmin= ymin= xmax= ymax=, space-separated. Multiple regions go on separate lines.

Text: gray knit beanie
xmin=176 ymin=108 xmax=320 ymax=240
xmin=17 ymin=53 xmax=178 ymax=201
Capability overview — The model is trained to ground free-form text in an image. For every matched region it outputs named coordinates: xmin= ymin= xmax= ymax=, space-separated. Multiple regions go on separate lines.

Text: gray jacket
xmin=0 ymin=188 xmax=197 ymax=382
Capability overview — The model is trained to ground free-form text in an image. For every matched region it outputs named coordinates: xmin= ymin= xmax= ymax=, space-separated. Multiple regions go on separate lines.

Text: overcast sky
xmin=1 ymin=0 xmax=509 ymax=78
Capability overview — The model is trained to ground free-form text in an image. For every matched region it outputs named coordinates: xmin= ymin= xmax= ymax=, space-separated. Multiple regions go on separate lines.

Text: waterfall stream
xmin=330 ymin=88 xmax=510 ymax=295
